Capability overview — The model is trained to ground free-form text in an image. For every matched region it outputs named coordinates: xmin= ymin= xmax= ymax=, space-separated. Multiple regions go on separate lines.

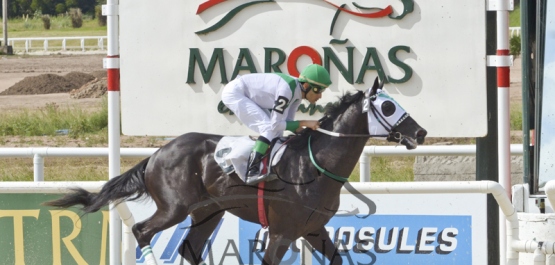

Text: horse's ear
xmin=367 ymin=76 xmax=380 ymax=97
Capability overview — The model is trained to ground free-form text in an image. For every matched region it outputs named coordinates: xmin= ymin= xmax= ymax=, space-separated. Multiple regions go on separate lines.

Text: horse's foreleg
xmin=179 ymin=204 xmax=225 ymax=265
xmin=132 ymin=207 xmax=189 ymax=265
xmin=303 ymin=226 xmax=343 ymax=265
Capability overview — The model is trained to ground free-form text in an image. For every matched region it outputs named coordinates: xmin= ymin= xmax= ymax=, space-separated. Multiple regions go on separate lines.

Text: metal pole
xmin=103 ymin=0 xmax=125 ymax=263
xmin=520 ymin=0 xmax=535 ymax=190
xmin=497 ymin=7 xmax=512 ymax=265
xmin=477 ymin=9 xmax=500 ymax=265
xmin=496 ymin=0 xmax=512 ymax=208
xmin=2 ymin=0 xmax=7 ymax=48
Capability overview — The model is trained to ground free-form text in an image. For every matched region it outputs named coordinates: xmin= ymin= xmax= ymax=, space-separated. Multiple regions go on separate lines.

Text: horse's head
xmin=364 ymin=77 xmax=427 ymax=149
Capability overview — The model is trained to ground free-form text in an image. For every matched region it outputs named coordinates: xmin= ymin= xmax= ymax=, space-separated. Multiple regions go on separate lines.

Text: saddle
xmin=214 ymin=136 xmax=287 ymax=182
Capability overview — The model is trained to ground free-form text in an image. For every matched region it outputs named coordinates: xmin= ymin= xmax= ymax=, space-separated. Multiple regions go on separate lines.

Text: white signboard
xmin=127 ymin=193 xmax=487 ymax=264
xmin=119 ymin=0 xmax=487 ymax=137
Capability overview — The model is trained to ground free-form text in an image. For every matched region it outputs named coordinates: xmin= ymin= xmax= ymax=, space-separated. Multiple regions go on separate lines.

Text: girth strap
xmin=257 ymin=155 xmax=269 ymax=228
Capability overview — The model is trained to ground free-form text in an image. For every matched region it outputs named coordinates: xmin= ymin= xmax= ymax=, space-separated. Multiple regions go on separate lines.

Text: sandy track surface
xmin=0 ymin=53 xmax=105 ymax=111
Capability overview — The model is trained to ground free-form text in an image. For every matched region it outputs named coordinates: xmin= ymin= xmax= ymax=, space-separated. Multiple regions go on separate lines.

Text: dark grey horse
xmin=45 ymin=77 xmax=427 ymax=264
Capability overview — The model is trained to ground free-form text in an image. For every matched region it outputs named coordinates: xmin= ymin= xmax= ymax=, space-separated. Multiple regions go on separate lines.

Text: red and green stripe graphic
xmin=195 ymin=0 xmax=414 ymax=35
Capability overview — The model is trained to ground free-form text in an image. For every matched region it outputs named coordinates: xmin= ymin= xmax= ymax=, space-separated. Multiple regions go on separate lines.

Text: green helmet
xmin=298 ymin=64 xmax=332 ymax=89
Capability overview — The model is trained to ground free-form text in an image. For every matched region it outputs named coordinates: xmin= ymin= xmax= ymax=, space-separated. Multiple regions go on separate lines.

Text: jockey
xmin=221 ymin=64 xmax=332 ymax=185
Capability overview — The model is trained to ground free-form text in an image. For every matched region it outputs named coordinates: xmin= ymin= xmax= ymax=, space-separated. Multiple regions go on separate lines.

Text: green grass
xmin=509 ymin=4 xmax=521 ymax=27
xmin=349 ymin=157 xmax=416 ymax=182
xmin=3 ymin=16 xmax=106 ymax=37
xmin=0 ymin=97 xmax=524 ymax=181
xmin=511 ymin=102 xmax=523 ymax=131
xmin=0 ymin=97 xmax=108 ymax=137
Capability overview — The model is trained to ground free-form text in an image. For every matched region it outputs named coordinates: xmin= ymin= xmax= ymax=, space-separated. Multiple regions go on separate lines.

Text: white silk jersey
xmin=221 ymin=73 xmax=303 ymax=140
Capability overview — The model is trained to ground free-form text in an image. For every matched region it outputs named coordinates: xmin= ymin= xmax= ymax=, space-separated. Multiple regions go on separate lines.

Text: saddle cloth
xmin=214 ymin=136 xmax=287 ymax=182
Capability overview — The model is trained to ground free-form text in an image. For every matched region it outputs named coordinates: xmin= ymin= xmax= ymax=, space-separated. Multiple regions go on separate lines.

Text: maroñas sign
xmin=119 ymin=0 xmax=486 ymax=137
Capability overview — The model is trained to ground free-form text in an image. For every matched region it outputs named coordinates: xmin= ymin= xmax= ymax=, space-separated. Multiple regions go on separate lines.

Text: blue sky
xmin=538 ymin=0 xmax=555 ymax=188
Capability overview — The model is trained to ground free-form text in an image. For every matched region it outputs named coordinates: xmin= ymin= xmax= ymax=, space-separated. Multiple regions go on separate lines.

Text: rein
xmin=316 ymin=128 xmax=391 ymax=138
xmin=308 ymin=135 xmax=349 ymax=183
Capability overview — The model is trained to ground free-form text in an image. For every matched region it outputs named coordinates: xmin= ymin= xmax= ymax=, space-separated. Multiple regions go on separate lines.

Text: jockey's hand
xmin=298 ymin=120 xmax=320 ymax=131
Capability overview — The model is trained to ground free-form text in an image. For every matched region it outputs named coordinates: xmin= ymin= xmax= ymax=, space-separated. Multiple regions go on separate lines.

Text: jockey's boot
xmin=245 ymin=137 xmax=270 ymax=185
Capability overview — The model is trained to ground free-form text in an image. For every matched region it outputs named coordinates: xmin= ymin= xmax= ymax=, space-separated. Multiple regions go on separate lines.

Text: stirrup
xmin=245 ymin=173 xmax=277 ymax=185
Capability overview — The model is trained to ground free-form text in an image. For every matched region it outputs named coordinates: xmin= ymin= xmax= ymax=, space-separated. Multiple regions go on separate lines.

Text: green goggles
xmin=308 ymin=84 xmax=326 ymax=94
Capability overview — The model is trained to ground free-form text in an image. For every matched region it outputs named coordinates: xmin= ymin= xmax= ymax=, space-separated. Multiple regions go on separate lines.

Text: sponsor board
xmin=0 ymin=192 xmax=486 ymax=264
xmin=119 ymin=0 xmax=487 ymax=137
xmin=239 ymin=215 xmax=471 ymax=264
xmin=128 ymin=193 xmax=486 ymax=264
xmin=0 ymin=194 xmax=109 ymax=264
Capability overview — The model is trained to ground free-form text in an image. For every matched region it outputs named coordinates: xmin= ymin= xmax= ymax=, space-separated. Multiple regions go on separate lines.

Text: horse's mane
xmin=286 ymin=90 xmax=364 ymax=150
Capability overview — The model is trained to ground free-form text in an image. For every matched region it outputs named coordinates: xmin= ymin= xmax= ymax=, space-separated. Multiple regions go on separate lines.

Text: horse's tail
xmin=44 ymin=157 xmax=150 ymax=214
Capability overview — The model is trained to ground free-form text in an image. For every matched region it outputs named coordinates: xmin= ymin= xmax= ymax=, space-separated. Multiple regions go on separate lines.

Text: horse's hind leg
xmin=303 ymin=226 xmax=343 ymax=265
xmin=179 ymin=203 xmax=225 ymax=265
xmin=133 ymin=206 xmax=189 ymax=264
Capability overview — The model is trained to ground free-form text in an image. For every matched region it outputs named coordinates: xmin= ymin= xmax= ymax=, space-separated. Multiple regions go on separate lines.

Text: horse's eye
xmin=381 ymin=101 xmax=396 ymax=117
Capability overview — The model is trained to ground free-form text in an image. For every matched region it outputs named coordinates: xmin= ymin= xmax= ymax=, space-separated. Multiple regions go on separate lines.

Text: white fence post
xmin=33 ymin=154 xmax=44 ymax=182
xmin=509 ymin=27 xmax=521 ymax=37
xmin=359 ymin=152 xmax=371 ymax=182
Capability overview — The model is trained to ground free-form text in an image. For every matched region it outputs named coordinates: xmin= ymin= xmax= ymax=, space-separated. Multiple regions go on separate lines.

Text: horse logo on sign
xmin=195 ymin=0 xmax=414 ymax=37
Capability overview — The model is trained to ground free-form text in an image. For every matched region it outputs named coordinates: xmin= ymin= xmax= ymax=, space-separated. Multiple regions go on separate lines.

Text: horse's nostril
xmin=416 ymin=129 xmax=427 ymax=144
xmin=417 ymin=129 xmax=427 ymax=138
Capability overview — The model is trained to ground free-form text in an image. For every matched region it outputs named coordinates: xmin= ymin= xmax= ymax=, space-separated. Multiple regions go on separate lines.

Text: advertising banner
xmin=128 ymin=193 xmax=487 ymax=264
xmin=119 ymin=0 xmax=487 ymax=137
xmin=0 ymin=192 xmax=486 ymax=264
xmin=0 ymin=194 xmax=109 ymax=264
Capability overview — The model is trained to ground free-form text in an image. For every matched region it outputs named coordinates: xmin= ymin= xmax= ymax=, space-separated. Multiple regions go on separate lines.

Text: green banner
xmin=0 ymin=194 xmax=109 ymax=265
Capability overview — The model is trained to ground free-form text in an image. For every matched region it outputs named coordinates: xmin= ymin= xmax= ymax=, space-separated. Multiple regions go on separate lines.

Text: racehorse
xmin=44 ymin=77 xmax=427 ymax=265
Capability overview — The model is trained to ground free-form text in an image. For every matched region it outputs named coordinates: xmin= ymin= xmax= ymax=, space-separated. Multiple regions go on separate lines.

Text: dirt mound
xmin=64 ymin=72 xmax=96 ymax=87
xmin=0 ymin=72 xmax=102 ymax=97
xmin=90 ymin=70 xmax=107 ymax=79
xmin=0 ymin=74 xmax=76 ymax=95
xmin=70 ymin=78 xmax=107 ymax=99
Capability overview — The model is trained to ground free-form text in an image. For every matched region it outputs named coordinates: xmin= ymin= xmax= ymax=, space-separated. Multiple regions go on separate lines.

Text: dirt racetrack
xmin=0 ymin=53 xmax=106 ymax=111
